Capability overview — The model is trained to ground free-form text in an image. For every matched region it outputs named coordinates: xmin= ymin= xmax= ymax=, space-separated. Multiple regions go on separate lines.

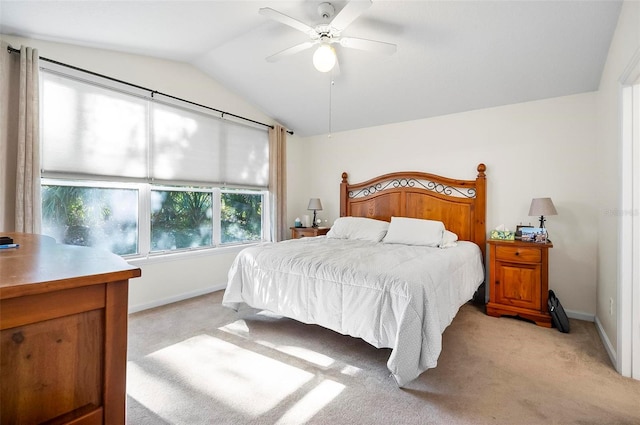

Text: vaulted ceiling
xmin=1 ymin=1 xmax=622 ymax=137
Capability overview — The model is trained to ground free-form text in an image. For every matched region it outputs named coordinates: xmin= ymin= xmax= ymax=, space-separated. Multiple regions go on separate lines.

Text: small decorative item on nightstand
xmin=489 ymin=229 xmax=515 ymax=241
xmin=520 ymin=227 xmax=547 ymax=243
xmin=489 ymin=224 xmax=515 ymax=240
xmin=515 ymin=224 xmax=532 ymax=240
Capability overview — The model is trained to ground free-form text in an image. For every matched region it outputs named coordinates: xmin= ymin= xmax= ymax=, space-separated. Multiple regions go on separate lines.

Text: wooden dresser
xmin=486 ymin=239 xmax=553 ymax=327
xmin=0 ymin=232 xmax=141 ymax=425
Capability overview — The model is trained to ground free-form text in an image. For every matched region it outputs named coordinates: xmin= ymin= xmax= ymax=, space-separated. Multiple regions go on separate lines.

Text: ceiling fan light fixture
xmin=313 ymin=44 xmax=336 ymax=72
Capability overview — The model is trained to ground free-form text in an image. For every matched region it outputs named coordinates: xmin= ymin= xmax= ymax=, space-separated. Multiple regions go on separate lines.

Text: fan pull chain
xmin=328 ymin=76 xmax=334 ymax=138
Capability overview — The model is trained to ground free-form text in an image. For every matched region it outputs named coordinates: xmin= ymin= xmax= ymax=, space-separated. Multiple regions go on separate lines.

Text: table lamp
xmin=307 ymin=198 xmax=323 ymax=228
xmin=528 ymin=197 xmax=557 ymax=229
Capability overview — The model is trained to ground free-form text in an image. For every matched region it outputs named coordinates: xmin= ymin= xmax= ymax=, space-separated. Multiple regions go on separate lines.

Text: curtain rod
xmin=7 ymin=45 xmax=294 ymax=135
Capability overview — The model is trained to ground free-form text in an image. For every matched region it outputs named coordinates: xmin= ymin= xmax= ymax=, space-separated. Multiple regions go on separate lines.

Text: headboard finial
xmin=341 ymin=172 xmax=348 ymax=183
xmin=477 ymin=163 xmax=486 ymax=177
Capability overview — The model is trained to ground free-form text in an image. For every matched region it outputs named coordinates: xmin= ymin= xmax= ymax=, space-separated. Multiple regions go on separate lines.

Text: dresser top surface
xmin=0 ymin=232 xmax=141 ymax=299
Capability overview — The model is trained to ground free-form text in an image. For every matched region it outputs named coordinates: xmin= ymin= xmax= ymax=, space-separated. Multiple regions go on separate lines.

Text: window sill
xmin=126 ymin=242 xmax=265 ymax=266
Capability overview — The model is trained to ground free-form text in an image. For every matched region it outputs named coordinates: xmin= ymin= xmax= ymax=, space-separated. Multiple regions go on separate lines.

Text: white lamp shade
xmin=312 ymin=44 xmax=336 ymax=72
xmin=528 ymin=198 xmax=558 ymax=216
xmin=307 ymin=198 xmax=323 ymax=211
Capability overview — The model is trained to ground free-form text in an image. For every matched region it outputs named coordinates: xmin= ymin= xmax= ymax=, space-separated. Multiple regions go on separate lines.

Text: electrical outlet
xmin=609 ymin=298 xmax=614 ymax=316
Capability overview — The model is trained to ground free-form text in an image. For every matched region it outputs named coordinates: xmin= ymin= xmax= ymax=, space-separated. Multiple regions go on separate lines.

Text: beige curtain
xmin=0 ymin=43 xmax=40 ymax=233
xmin=269 ymin=124 xmax=287 ymax=241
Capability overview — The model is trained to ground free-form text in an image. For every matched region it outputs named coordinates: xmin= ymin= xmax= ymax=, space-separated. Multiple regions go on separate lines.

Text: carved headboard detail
xmin=340 ymin=164 xmax=487 ymax=258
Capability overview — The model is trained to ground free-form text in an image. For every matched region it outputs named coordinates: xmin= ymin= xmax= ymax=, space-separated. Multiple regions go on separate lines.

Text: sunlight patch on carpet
xmin=127 ymin=334 xmax=314 ymax=421
xmin=340 ymin=364 xmax=363 ymax=376
xmin=219 ymin=320 xmax=336 ymax=368
xmin=274 ymin=379 xmax=346 ymax=425
xmin=270 ymin=345 xmax=335 ymax=368
xmin=219 ymin=319 xmax=250 ymax=335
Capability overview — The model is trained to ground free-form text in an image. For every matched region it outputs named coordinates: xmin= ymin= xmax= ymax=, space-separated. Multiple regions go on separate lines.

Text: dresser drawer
xmin=495 ymin=245 xmax=541 ymax=263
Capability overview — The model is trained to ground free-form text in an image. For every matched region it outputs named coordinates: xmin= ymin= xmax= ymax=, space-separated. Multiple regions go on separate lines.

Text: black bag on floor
xmin=548 ymin=290 xmax=570 ymax=333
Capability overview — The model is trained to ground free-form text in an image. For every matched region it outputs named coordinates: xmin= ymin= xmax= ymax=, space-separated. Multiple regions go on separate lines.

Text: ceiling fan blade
xmin=339 ymin=37 xmax=397 ymax=55
xmin=259 ymin=7 xmax=316 ymax=36
xmin=266 ymin=41 xmax=316 ymax=63
xmin=330 ymin=0 xmax=372 ymax=32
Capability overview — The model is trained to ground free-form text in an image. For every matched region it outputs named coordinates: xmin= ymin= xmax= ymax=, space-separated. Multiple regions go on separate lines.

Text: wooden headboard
xmin=340 ymin=164 xmax=487 ymax=258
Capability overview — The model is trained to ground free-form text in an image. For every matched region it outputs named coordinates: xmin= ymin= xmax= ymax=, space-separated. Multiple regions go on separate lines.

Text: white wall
xmin=1 ymin=34 xmax=274 ymax=311
xmin=595 ymin=1 xmax=640 ymax=359
xmin=289 ymin=93 xmax=600 ymax=317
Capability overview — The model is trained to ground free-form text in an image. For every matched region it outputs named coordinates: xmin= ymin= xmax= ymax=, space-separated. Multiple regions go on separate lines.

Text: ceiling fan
xmin=259 ymin=0 xmax=397 ymax=72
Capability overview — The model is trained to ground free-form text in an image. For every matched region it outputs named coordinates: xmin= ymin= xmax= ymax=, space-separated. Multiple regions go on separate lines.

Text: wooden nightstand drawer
xmin=290 ymin=227 xmax=330 ymax=239
xmin=495 ymin=245 xmax=541 ymax=263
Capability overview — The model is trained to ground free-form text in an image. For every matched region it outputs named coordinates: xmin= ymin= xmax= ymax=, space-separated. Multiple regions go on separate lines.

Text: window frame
xmin=41 ymin=178 xmax=269 ymax=259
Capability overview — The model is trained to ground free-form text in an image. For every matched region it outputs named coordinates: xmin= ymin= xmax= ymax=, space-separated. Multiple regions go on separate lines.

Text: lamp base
xmin=312 ymin=210 xmax=318 ymax=228
xmin=538 ymin=215 xmax=550 ymax=241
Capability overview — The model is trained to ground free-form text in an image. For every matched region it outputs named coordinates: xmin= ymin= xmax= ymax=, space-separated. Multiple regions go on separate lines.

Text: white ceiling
xmin=0 ymin=1 xmax=622 ymax=137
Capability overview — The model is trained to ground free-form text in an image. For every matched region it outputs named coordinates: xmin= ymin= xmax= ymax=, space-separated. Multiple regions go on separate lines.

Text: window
xmin=41 ymin=181 xmax=139 ymax=255
xmin=221 ymin=191 xmax=263 ymax=244
xmin=40 ymin=67 xmax=270 ymax=257
xmin=150 ymin=188 xmax=213 ymax=251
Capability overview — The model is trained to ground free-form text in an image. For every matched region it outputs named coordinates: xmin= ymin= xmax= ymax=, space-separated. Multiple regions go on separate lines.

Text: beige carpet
xmin=126 ymin=291 xmax=640 ymax=425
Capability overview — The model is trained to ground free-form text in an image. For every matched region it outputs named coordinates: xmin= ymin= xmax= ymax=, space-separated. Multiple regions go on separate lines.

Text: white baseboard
xmin=565 ymin=309 xmax=595 ymax=322
xmin=128 ymin=283 xmax=227 ymax=314
xmin=595 ymin=315 xmax=617 ymax=368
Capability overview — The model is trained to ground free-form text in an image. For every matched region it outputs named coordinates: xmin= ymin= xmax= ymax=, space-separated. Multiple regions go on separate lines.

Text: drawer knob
xmin=515 ymin=251 xmax=520 ymax=256
xmin=12 ymin=332 xmax=24 ymax=344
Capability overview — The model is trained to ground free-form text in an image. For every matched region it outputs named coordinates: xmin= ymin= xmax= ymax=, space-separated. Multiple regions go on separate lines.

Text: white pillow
xmin=439 ymin=230 xmax=458 ymax=248
xmin=382 ymin=216 xmax=445 ymax=247
xmin=326 ymin=217 xmax=389 ymax=242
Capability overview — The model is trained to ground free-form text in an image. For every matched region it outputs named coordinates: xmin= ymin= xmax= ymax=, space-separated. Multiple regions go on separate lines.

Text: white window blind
xmin=218 ymin=118 xmax=270 ymax=188
xmin=41 ymin=70 xmax=269 ymax=188
xmin=152 ymin=102 xmax=223 ymax=184
xmin=151 ymin=102 xmax=269 ymax=187
xmin=41 ymin=72 xmax=148 ymax=179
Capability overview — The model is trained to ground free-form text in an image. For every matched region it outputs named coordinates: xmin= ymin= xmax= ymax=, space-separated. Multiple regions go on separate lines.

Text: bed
xmin=223 ymin=164 xmax=487 ymax=386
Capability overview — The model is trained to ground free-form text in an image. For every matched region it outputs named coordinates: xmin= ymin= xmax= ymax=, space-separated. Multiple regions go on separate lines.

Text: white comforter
xmin=222 ymin=236 xmax=484 ymax=387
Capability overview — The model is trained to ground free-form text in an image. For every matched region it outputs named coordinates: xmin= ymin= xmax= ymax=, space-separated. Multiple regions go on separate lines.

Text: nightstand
xmin=290 ymin=227 xmax=330 ymax=239
xmin=486 ymin=239 xmax=553 ymax=327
